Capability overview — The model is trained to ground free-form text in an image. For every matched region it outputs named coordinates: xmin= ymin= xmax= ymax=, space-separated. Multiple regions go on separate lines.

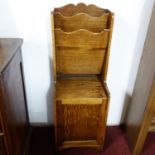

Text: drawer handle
xmin=0 ymin=132 xmax=4 ymax=137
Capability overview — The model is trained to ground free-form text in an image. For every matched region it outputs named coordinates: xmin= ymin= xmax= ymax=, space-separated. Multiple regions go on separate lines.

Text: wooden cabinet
xmin=52 ymin=3 xmax=114 ymax=150
xmin=0 ymin=39 xmax=28 ymax=155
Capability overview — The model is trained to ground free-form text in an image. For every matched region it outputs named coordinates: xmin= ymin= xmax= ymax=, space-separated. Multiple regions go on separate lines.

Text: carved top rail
xmin=54 ymin=3 xmax=110 ymax=17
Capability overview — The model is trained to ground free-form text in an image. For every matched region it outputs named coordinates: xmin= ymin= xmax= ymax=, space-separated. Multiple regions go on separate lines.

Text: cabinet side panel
xmin=1 ymin=51 xmax=28 ymax=155
xmin=0 ymin=103 xmax=6 ymax=155
xmin=0 ymin=79 xmax=10 ymax=155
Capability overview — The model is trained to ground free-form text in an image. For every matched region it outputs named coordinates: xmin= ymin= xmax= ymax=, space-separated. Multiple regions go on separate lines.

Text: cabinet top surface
xmin=0 ymin=38 xmax=23 ymax=73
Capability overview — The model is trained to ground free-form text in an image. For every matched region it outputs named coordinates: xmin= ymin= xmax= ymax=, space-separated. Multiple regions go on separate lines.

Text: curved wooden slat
xmin=55 ymin=29 xmax=110 ymax=49
xmin=54 ymin=3 xmax=109 ymax=17
xmin=54 ymin=12 xmax=110 ymax=32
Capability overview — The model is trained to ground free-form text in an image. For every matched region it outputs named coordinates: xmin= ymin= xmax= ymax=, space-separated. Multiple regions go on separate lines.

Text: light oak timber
xmin=52 ymin=3 xmax=114 ymax=150
xmin=51 ymin=14 xmax=57 ymax=81
xmin=102 ymin=13 xmax=114 ymax=82
xmin=55 ymin=47 xmax=106 ymax=74
xmin=55 ymin=29 xmax=110 ymax=49
xmin=56 ymin=77 xmax=107 ymax=99
xmin=54 ymin=29 xmax=110 ymax=74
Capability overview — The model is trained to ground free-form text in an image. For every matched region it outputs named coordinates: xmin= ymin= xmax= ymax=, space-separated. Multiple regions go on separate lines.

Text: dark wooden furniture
xmin=126 ymin=3 xmax=155 ymax=155
xmin=0 ymin=39 xmax=28 ymax=155
xmin=52 ymin=3 xmax=114 ymax=150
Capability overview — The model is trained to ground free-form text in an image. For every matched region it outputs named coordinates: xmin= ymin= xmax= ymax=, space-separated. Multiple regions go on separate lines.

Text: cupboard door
xmin=56 ymin=99 xmax=107 ymax=148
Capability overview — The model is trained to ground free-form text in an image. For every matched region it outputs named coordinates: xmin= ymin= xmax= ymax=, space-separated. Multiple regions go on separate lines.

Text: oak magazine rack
xmin=51 ymin=3 xmax=114 ymax=150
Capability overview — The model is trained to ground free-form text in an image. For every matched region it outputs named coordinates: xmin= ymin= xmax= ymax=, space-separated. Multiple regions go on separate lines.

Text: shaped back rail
xmin=54 ymin=12 xmax=110 ymax=32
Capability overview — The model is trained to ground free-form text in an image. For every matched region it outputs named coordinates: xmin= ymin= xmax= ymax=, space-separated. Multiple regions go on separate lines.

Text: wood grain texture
xmin=56 ymin=99 xmax=107 ymax=149
xmin=63 ymin=104 xmax=101 ymax=141
xmin=54 ymin=12 xmax=110 ymax=32
xmin=56 ymin=77 xmax=107 ymax=99
xmin=56 ymin=48 xmax=106 ymax=74
xmin=54 ymin=3 xmax=109 ymax=17
xmin=54 ymin=29 xmax=110 ymax=75
xmin=126 ymin=4 xmax=155 ymax=155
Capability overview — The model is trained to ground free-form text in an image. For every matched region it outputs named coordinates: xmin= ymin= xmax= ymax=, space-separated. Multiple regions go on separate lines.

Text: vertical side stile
xmin=51 ymin=13 xmax=58 ymax=148
xmin=102 ymin=13 xmax=114 ymax=82
xmin=51 ymin=13 xmax=57 ymax=81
